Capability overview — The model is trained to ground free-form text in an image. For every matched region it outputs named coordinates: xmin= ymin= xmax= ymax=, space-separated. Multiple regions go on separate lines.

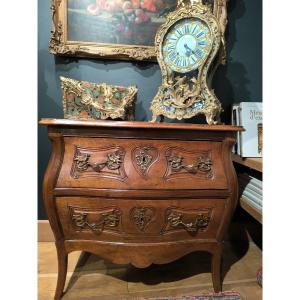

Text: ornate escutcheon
xmin=132 ymin=146 xmax=159 ymax=178
xmin=161 ymin=207 xmax=211 ymax=234
xmin=69 ymin=206 xmax=122 ymax=234
xmin=130 ymin=206 xmax=156 ymax=232
xmin=70 ymin=146 xmax=127 ymax=181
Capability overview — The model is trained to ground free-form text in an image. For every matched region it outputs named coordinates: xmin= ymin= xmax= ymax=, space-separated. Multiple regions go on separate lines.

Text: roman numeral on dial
xmin=167 ymin=44 xmax=176 ymax=51
xmin=198 ymin=41 xmax=206 ymax=46
xmin=176 ymin=28 xmax=182 ymax=36
xmin=168 ymin=51 xmax=176 ymax=61
xmin=191 ymin=25 xmax=198 ymax=34
xmin=195 ymin=49 xmax=203 ymax=58
xmin=196 ymin=32 xmax=205 ymax=38
xmin=184 ymin=25 xmax=190 ymax=34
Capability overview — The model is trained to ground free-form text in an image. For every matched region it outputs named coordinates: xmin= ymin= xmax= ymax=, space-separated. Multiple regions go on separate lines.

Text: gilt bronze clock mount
xmin=150 ymin=0 xmax=226 ymax=125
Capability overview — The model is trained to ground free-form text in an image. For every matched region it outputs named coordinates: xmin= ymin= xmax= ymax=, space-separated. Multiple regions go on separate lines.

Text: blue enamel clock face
xmin=162 ymin=18 xmax=212 ymax=73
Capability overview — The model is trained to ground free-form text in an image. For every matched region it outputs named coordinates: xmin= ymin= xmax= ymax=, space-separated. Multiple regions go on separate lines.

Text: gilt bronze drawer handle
xmin=168 ymin=155 xmax=212 ymax=174
xmin=70 ymin=208 xmax=121 ymax=233
xmin=74 ymin=150 xmax=123 ymax=173
xmin=167 ymin=213 xmax=210 ymax=232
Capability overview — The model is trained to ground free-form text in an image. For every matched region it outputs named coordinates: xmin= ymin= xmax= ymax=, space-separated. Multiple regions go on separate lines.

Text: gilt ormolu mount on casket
xmin=150 ymin=0 xmax=228 ymax=124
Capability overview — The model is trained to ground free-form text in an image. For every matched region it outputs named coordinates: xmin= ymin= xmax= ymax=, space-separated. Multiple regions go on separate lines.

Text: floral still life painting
xmin=60 ymin=76 xmax=137 ymax=120
xmin=69 ymin=0 xmax=177 ymax=46
xmin=50 ymin=0 xmax=178 ymax=60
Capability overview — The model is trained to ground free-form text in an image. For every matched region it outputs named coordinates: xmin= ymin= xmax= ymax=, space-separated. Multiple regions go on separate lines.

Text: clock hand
xmin=184 ymin=43 xmax=195 ymax=56
xmin=183 ymin=44 xmax=191 ymax=57
xmin=184 ymin=43 xmax=191 ymax=51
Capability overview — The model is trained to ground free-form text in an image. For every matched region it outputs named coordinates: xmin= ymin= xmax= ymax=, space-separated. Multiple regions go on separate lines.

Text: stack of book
xmin=232 ymin=102 xmax=263 ymax=157
xmin=238 ymin=173 xmax=262 ymax=213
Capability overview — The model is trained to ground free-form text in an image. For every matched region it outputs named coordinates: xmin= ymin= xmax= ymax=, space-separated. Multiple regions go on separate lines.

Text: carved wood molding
xmin=65 ymin=239 xmax=221 ymax=268
xmin=49 ymin=0 xmax=63 ymax=54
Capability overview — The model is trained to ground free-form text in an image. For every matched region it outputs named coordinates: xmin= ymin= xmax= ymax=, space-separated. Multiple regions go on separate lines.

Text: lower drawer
xmin=56 ymin=197 xmax=226 ymax=243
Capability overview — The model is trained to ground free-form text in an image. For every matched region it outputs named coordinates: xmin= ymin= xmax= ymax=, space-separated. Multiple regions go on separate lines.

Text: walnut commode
xmin=40 ymin=118 xmax=242 ymax=299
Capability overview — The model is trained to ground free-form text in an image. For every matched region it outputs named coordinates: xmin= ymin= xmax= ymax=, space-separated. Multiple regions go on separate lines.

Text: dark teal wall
xmin=38 ymin=0 xmax=262 ymax=219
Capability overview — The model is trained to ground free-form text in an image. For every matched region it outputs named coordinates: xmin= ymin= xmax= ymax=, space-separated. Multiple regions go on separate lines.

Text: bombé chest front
xmin=42 ymin=119 xmax=240 ymax=246
xmin=40 ymin=119 xmax=241 ymax=297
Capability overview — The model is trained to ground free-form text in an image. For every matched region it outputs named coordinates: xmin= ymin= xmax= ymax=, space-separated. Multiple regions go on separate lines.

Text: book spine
xmin=239 ymin=177 xmax=262 ymax=196
xmin=236 ymin=106 xmax=241 ymax=155
xmin=242 ymin=189 xmax=262 ymax=206
xmin=239 ymin=173 xmax=263 ymax=189
xmin=243 ymin=188 xmax=262 ymax=204
xmin=241 ymin=195 xmax=262 ymax=212
xmin=231 ymin=107 xmax=237 ymax=153
xmin=231 ymin=105 xmax=240 ymax=154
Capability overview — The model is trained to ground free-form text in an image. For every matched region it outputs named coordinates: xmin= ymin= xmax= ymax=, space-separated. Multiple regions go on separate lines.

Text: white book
xmin=239 ymin=177 xmax=262 ymax=196
xmin=239 ymin=173 xmax=263 ymax=189
xmin=241 ymin=195 xmax=263 ymax=212
xmin=242 ymin=190 xmax=262 ymax=207
xmin=238 ymin=102 xmax=262 ymax=157
xmin=243 ymin=188 xmax=262 ymax=204
xmin=231 ymin=104 xmax=241 ymax=155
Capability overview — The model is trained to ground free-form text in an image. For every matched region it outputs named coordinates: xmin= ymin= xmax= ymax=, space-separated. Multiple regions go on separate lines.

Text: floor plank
xmin=38 ymin=241 xmax=262 ymax=300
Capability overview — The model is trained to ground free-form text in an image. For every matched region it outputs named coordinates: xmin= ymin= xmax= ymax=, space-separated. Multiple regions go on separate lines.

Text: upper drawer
xmin=56 ymin=137 xmax=228 ymax=190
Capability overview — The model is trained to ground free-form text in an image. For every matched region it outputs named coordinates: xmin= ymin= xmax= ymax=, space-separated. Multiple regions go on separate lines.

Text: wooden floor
xmin=38 ymin=241 xmax=262 ymax=300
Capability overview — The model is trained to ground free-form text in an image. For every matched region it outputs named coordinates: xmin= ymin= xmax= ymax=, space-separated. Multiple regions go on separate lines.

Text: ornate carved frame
xmin=49 ymin=0 xmax=227 ymax=62
xmin=49 ymin=0 xmax=156 ymax=61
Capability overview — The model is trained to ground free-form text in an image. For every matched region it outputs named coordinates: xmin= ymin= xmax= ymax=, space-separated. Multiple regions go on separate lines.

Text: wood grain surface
xmin=40 ymin=119 xmax=241 ymax=299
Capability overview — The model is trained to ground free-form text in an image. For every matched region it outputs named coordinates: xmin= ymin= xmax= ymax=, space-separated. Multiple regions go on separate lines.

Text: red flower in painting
xmin=131 ymin=0 xmax=140 ymax=9
xmin=141 ymin=0 xmax=156 ymax=12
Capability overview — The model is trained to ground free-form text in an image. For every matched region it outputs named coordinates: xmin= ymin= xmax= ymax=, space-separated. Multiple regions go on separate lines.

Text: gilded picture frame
xmin=49 ymin=0 xmax=227 ymax=61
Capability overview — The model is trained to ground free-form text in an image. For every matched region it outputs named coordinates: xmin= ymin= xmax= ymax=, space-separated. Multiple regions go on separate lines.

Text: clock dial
xmin=162 ymin=18 xmax=212 ymax=73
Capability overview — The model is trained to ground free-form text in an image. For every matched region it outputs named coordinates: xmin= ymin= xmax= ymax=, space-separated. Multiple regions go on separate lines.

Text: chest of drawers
xmin=40 ymin=118 xmax=242 ymax=300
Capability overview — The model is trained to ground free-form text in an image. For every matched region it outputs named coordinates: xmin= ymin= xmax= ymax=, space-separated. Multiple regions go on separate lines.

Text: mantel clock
xmin=150 ymin=0 xmax=226 ymax=124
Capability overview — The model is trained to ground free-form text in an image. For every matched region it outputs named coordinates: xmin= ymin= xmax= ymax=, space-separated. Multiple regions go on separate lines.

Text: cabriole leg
xmin=211 ymin=247 xmax=222 ymax=292
xmin=54 ymin=242 xmax=68 ymax=300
